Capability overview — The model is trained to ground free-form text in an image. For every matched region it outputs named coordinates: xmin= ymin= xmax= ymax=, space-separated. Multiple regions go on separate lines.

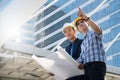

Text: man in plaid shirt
xmin=74 ymin=7 xmax=106 ymax=80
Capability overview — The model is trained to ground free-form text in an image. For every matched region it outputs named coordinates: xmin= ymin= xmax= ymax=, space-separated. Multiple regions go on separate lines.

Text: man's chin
xmin=68 ymin=37 xmax=73 ymax=40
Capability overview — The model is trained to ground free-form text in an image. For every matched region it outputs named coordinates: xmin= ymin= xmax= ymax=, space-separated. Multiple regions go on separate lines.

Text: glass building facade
xmin=32 ymin=0 xmax=120 ymax=67
xmin=9 ymin=20 xmax=35 ymax=46
xmin=0 ymin=0 xmax=12 ymax=12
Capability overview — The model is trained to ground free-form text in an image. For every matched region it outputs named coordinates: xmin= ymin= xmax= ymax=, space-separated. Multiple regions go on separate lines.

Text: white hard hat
xmin=62 ymin=23 xmax=74 ymax=33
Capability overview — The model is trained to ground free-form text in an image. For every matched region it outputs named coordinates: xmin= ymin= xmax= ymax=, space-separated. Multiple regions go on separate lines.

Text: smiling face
xmin=63 ymin=27 xmax=76 ymax=40
xmin=76 ymin=20 xmax=88 ymax=33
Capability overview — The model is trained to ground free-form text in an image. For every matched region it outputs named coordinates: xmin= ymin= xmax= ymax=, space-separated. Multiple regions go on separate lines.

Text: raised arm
xmin=77 ymin=7 xmax=102 ymax=34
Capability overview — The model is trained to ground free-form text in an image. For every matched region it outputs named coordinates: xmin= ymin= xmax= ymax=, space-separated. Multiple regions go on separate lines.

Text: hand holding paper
xmin=32 ymin=46 xmax=84 ymax=79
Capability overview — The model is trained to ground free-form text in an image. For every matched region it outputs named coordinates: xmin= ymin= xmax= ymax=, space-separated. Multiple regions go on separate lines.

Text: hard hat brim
xmin=74 ymin=17 xmax=86 ymax=28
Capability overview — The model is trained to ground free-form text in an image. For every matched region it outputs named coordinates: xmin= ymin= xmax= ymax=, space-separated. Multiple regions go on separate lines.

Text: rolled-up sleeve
xmin=77 ymin=50 xmax=84 ymax=64
xmin=77 ymin=56 xmax=83 ymax=63
xmin=94 ymin=27 xmax=103 ymax=38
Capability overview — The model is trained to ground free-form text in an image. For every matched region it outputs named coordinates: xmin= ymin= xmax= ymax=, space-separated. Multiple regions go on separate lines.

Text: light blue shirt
xmin=70 ymin=43 xmax=74 ymax=57
xmin=78 ymin=30 xmax=106 ymax=64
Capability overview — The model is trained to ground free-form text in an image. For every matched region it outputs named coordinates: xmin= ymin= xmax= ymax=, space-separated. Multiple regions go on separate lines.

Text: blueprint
xmin=32 ymin=46 xmax=84 ymax=79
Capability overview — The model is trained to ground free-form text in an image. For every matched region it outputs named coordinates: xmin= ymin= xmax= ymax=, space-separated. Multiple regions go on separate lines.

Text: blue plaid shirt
xmin=78 ymin=30 xmax=106 ymax=64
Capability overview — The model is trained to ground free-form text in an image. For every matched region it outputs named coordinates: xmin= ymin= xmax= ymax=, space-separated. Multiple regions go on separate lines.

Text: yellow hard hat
xmin=74 ymin=17 xmax=86 ymax=28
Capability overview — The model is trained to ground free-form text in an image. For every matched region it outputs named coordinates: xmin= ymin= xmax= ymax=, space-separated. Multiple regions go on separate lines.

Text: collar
xmin=70 ymin=38 xmax=79 ymax=45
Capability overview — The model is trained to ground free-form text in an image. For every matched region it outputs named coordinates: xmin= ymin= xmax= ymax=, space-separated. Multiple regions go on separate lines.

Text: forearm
xmin=87 ymin=18 xmax=102 ymax=34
